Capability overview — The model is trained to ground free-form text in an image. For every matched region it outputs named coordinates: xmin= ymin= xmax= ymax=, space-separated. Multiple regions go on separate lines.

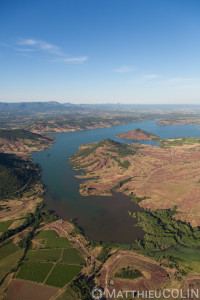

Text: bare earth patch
xmin=98 ymin=251 xmax=172 ymax=294
xmin=5 ymin=279 xmax=58 ymax=300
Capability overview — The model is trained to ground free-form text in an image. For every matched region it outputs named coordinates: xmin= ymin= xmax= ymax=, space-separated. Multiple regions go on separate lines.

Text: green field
xmin=45 ymin=264 xmax=82 ymax=288
xmin=25 ymin=249 xmax=62 ymax=262
xmin=154 ymin=245 xmax=200 ymax=272
xmin=0 ymin=250 xmax=23 ymax=282
xmin=61 ymin=248 xmax=86 ymax=265
xmin=0 ymin=242 xmax=19 ymax=260
xmin=0 ymin=221 xmax=13 ymax=232
xmin=35 ymin=230 xmax=71 ymax=249
xmin=159 ymin=137 xmax=200 ymax=147
xmin=45 ymin=237 xmax=71 ymax=249
xmin=155 ymin=245 xmax=200 ymax=263
xmin=16 ymin=262 xmax=53 ymax=283
xmin=35 ymin=230 xmax=58 ymax=239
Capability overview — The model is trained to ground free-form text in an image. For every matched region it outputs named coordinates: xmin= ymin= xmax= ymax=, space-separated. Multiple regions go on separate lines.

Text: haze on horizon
xmin=0 ymin=0 xmax=200 ymax=105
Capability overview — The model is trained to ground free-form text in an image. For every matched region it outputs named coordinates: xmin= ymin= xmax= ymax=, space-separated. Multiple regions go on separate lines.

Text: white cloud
xmin=162 ymin=77 xmax=200 ymax=84
xmin=57 ymin=56 xmax=88 ymax=64
xmin=129 ymin=73 xmax=160 ymax=84
xmin=143 ymin=73 xmax=160 ymax=80
xmin=15 ymin=48 xmax=35 ymax=52
xmin=0 ymin=38 xmax=88 ymax=64
xmin=115 ymin=66 xmax=133 ymax=73
xmin=17 ymin=39 xmax=63 ymax=55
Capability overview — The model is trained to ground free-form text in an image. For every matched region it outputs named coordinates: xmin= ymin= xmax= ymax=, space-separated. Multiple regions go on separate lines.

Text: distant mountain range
xmin=1 ymin=101 xmax=200 ymax=115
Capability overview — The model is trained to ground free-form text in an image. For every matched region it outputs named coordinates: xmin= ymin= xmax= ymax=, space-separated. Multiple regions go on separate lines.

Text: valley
xmin=1 ymin=110 xmax=200 ymax=299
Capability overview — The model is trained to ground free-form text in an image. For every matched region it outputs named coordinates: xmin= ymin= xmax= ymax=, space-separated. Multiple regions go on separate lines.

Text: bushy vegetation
xmin=16 ymin=262 xmax=53 ymax=283
xmin=68 ymin=274 xmax=96 ymax=300
xmin=107 ymin=154 xmax=130 ymax=169
xmin=45 ymin=264 xmax=82 ymax=288
xmin=0 ymin=153 xmax=40 ymax=199
xmin=0 ymin=129 xmax=50 ymax=141
xmin=80 ymin=159 xmax=99 ymax=168
xmin=114 ymin=266 xmax=142 ymax=279
xmin=131 ymin=208 xmax=200 ymax=252
xmin=112 ymin=177 xmax=132 ymax=191
xmin=105 ymin=139 xmax=136 ymax=157
xmin=130 ymin=193 xmax=148 ymax=204
xmin=97 ymin=243 xmax=113 ymax=263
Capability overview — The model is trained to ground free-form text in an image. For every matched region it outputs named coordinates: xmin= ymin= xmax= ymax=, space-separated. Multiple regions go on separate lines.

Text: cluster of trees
xmin=106 ymin=153 xmax=131 ymax=169
xmin=0 ymin=153 xmax=40 ymax=199
xmin=111 ymin=177 xmax=132 ymax=192
xmin=105 ymin=139 xmax=136 ymax=157
xmin=131 ymin=208 xmax=200 ymax=252
xmin=70 ymin=274 xmax=96 ymax=300
xmin=0 ymin=129 xmax=48 ymax=141
xmin=97 ymin=243 xmax=113 ymax=263
xmin=114 ymin=266 xmax=142 ymax=279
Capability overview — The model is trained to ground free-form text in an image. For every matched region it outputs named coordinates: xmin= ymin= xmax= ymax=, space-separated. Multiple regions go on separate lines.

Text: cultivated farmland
xmin=45 ymin=264 xmax=82 ymax=288
xmin=25 ymin=249 xmax=62 ymax=262
xmin=16 ymin=262 xmax=53 ymax=283
xmin=0 ymin=221 xmax=13 ymax=232
xmin=61 ymin=248 xmax=86 ymax=265
xmin=45 ymin=237 xmax=70 ymax=249
xmin=0 ymin=242 xmax=19 ymax=260
xmin=35 ymin=230 xmax=58 ymax=239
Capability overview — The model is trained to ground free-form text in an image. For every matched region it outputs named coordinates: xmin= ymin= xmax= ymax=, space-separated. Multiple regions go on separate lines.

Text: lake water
xmin=32 ymin=120 xmax=200 ymax=243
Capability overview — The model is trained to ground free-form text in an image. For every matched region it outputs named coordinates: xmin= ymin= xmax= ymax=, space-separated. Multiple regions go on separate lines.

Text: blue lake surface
xmin=32 ymin=120 xmax=200 ymax=243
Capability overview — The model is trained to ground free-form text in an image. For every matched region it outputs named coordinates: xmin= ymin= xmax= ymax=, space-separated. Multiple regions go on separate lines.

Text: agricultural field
xmin=45 ymin=237 xmax=70 ymax=249
xmin=5 ymin=279 xmax=59 ymax=300
xmin=159 ymin=137 xmax=200 ymax=147
xmin=16 ymin=262 xmax=53 ymax=283
xmin=14 ymin=227 xmax=86 ymax=290
xmin=0 ymin=221 xmax=13 ymax=232
xmin=35 ymin=230 xmax=71 ymax=248
xmin=45 ymin=264 xmax=82 ymax=288
xmin=0 ymin=242 xmax=19 ymax=260
xmin=25 ymin=249 xmax=62 ymax=262
xmin=35 ymin=230 xmax=58 ymax=239
xmin=61 ymin=248 xmax=86 ymax=265
xmin=154 ymin=245 xmax=200 ymax=272
xmin=0 ymin=249 xmax=23 ymax=282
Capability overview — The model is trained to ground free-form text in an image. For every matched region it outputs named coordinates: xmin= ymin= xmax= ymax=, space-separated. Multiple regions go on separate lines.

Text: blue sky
xmin=1 ymin=0 xmax=200 ymax=104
